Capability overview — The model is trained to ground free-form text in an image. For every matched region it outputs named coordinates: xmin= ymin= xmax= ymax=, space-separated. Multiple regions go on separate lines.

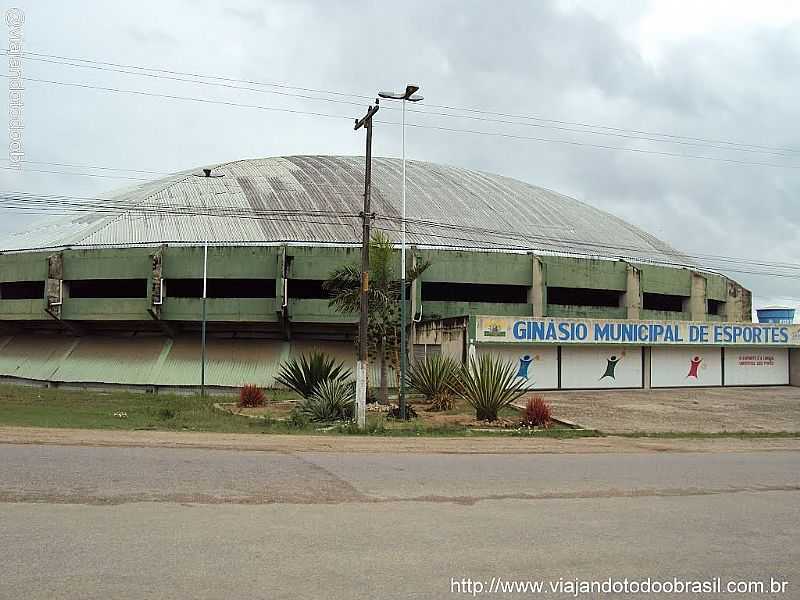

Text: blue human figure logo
xmin=517 ymin=354 xmax=534 ymax=379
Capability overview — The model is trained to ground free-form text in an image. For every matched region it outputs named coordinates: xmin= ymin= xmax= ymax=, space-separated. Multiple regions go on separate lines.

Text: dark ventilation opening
xmin=422 ymin=282 xmax=528 ymax=303
xmin=68 ymin=279 xmax=148 ymax=298
xmin=0 ymin=281 xmax=44 ymax=299
xmin=547 ymin=286 xmax=622 ymax=308
xmin=708 ymin=299 xmax=725 ymax=316
xmin=643 ymin=292 xmax=686 ymax=312
xmin=289 ymin=279 xmax=330 ymax=300
xmin=167 ymin=278 xmax=276 ymax=298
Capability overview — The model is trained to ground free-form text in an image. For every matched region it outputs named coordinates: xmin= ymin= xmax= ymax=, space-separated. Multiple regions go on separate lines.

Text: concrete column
xmin=642 ymin=346 xmax=651 ymax=389
xmin=45 ymin=252 xmax=64 ymax=319
xmin=622 ymin=263 xmax=641 ymax=320
xmin=527 ymin=254 xmax=545 ymax=317
xmin=688 ymin=271 xmax=707 ymax=321
xmin=725 ymin=279 xmax=752 ymax=323
xmin=149 ymin=245 xmax=165 ymax=318
xmin=790 ymin=349 xmax=800 ymax=387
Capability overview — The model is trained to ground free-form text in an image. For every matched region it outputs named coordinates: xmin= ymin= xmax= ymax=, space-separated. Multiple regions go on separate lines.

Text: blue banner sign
xmin=476 ymin=316 xmax=800 ymax=346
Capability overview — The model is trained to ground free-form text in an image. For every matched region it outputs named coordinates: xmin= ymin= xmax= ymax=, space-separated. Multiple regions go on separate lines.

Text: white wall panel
xmin=724 ymin=348 xmax=789 ymax=386
xmin=561 ymin=346 xmax=642 ymax=389
xmin=476 ymin=345 xmax=558 ymax=389
xmin=651 ymin=347 xmax=722 ymax=388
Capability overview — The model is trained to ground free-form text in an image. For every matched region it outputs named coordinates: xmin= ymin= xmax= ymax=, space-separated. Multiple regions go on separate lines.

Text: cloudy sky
xmin=2 ymin=0 xmax=799 ymax=314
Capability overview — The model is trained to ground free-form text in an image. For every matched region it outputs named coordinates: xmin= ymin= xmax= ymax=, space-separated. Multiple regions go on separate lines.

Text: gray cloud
xmin=1 ymin=0 xmax=798 ymax=309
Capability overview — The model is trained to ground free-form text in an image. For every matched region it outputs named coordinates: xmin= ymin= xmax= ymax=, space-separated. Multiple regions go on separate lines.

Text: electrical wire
xmin=8 ymin=73 xmax=800 ymax=171
xmin=13 ymin=49 xmax=800 ymax=156
xmin=0 ymin=189 xmax=797 ymax=279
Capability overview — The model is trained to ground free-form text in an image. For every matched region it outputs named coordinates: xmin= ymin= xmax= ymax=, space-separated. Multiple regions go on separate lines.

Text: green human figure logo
xmin=600 ymin=354 xmax=623 ymax=380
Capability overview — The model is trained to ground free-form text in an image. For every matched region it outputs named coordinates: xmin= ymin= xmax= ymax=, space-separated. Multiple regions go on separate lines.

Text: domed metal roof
xmin=0 ymin=155 xmax=691 ymax=267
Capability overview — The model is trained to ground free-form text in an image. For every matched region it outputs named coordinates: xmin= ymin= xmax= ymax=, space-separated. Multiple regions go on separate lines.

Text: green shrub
xmin=455 ymin=354 xmax=527 ymax=422
xmin=296 ymin=379 xmax=355 ymax=422
xmin=388 ymin=403 xmax=418 ymax=420
xmin=157 ymin=407 xmax=176 ymax=420
xmin=275 ymin=352 xmax=351 ymax=398
xmin=287 ymin=409 xmax=310 ymax=429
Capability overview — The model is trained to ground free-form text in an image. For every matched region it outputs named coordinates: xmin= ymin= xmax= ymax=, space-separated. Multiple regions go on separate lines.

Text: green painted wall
xmin=289 ymin=299 xmax=356 ymax=323
xmin=0 ymin=245 xmax=750 ymax=324
xmin=64 ymin=248 xmax=153 ymax=280
xmin=546 ymin=304 xmax=627 ymax=319
xmin=162 ymin=298 xmax=278 ymax=322
xmin=423 ymin=301 xmax=532 ymax=319
xmin=164 ymin=246 xmax=280 ymax=279
xmin=0 ymin=251 xmax=49 ymax=282
xmin=640 ymin=265 xmax=692 ymax=296
xmin=288 ymin=246 xmax=361 ymax=279
xmin=542 ymin=256 xmax=627 ymax=290
xmin=640 ymin=309 xmax=692 ymax=321
xmin=61 ymin=298 xmax=149 ymax=320
xmin=706 ymin=274 xmax=727 ymax=301
xmin=0 ymin=299 xmax=46 ymax=320
xmin=419 ymin=250 xmax=532 ymax=285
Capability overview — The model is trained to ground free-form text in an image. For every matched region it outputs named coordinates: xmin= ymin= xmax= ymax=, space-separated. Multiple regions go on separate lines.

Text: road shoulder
xmin=1 ymin=426 xmax=799 ymax=454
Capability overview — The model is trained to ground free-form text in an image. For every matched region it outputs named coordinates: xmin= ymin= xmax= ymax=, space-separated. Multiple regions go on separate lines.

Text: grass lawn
xmin=0 ymin=383 xmax=596 ymax=438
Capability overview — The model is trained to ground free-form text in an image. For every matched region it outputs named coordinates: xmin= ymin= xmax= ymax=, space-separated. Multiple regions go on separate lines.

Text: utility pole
xmin=378 ymin=85 xmax=423 ymax=421
xmin=200 ymin=242 xmax=208 ymax=397
xmin=353 ymin=98 xmax=380 ymax=429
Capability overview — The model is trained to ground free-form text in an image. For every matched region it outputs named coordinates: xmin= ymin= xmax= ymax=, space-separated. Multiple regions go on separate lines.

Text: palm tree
xmin=323 ymin=231 xmax=429 ymax=403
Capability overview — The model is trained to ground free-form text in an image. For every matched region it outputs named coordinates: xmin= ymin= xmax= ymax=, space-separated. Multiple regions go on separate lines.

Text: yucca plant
xmin=455 ymin=354 xmax=527 ymax=422
xmin=297 ymin=379 xmax=355 ymax=422
xmin=275 ymin=352 xmax=351 ymax=398
xmin=407 ymin=355 xmax=460 ymax=411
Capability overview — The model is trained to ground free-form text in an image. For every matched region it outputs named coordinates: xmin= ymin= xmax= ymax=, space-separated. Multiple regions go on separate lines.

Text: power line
xmin=12 ymin=52 xmax=369 ymax=109
xmin=0 ymin=73 xmax=356 ymax=122
xmin=370 ymin=221 xmax=800 ymax=281
xmin=389 ymin=121 xmax=800 ymax=170
xmin=0 ymin=189 xmax=798 ymax=278
xmin=8 ymin=73 xmax=800 ymax=171
xmin=1 ymin=158 xmax=171 ymax=176
xmin=375 ymin=213 xmax=800 ymax=271
xmin=0 ymin=163 xmax=153 ymax=181
xmin=14 ymin=49 xmax=800 ymax=156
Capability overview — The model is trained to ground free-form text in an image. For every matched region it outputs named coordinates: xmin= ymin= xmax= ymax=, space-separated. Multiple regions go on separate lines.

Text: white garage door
xmin=475 ymin=345 xmax=558 ymax=389
xmin=651 ymin=347 xmax=723 ymax=388
xmin=561 ymin=346 xmax=642 ymax=389
xmin=724 ymin=348 xmax=789 ymax=386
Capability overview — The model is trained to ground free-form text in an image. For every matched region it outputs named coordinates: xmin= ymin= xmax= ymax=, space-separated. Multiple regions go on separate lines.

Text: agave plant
xmin=275 ymin=352 xmax=351 ymax=398
xmin=407 ymin=354 xmax=460 ymax=411
xmin=297 ymin=379 xmax=355 ymax=422
xmin=455 ymin=354 xmax=527 ymax=422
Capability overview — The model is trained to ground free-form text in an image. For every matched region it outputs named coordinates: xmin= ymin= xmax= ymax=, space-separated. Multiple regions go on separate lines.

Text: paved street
xmin=1 ymin=442 xmax=798 ymax=599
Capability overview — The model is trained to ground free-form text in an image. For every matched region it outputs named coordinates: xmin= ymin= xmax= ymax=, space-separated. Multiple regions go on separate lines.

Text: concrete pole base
xmin=355 ymin=360 xmax=367 ymax=429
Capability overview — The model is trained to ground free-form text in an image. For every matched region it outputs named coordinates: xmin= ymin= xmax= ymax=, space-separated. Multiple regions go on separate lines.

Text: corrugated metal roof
xmin=0 ymin=155 xmax=692 ymax=267
xmin=0 ymin=334 xmax=393 ymax=388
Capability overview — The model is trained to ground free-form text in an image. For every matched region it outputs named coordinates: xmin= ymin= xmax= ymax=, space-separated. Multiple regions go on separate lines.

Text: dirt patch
xmin=516 ymin=386 xmax=800 ymax=434
xmin=1 ymin=426 xmax=800 ymax=455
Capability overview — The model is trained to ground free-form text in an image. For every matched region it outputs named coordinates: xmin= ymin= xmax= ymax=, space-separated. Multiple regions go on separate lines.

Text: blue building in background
xmin=756 ymin=306 xmax=796 ymax=324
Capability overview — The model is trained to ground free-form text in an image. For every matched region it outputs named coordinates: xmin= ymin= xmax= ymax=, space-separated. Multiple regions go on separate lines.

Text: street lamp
xmin=379 ymin=84 xmax=423 ymax=420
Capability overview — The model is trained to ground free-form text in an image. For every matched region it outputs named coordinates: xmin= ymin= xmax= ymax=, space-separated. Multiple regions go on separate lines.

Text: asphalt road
xmin=1 ymin=444 xmax=798 ymax=599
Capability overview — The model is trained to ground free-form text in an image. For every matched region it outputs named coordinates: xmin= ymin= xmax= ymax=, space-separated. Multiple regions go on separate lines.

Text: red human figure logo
xmin=687 ymin=356 xmax=702 ymax=378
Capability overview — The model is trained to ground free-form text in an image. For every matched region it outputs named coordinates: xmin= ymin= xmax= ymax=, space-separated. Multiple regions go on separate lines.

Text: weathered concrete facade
xmin=0 ymin=245 xmax=751 ymax=330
